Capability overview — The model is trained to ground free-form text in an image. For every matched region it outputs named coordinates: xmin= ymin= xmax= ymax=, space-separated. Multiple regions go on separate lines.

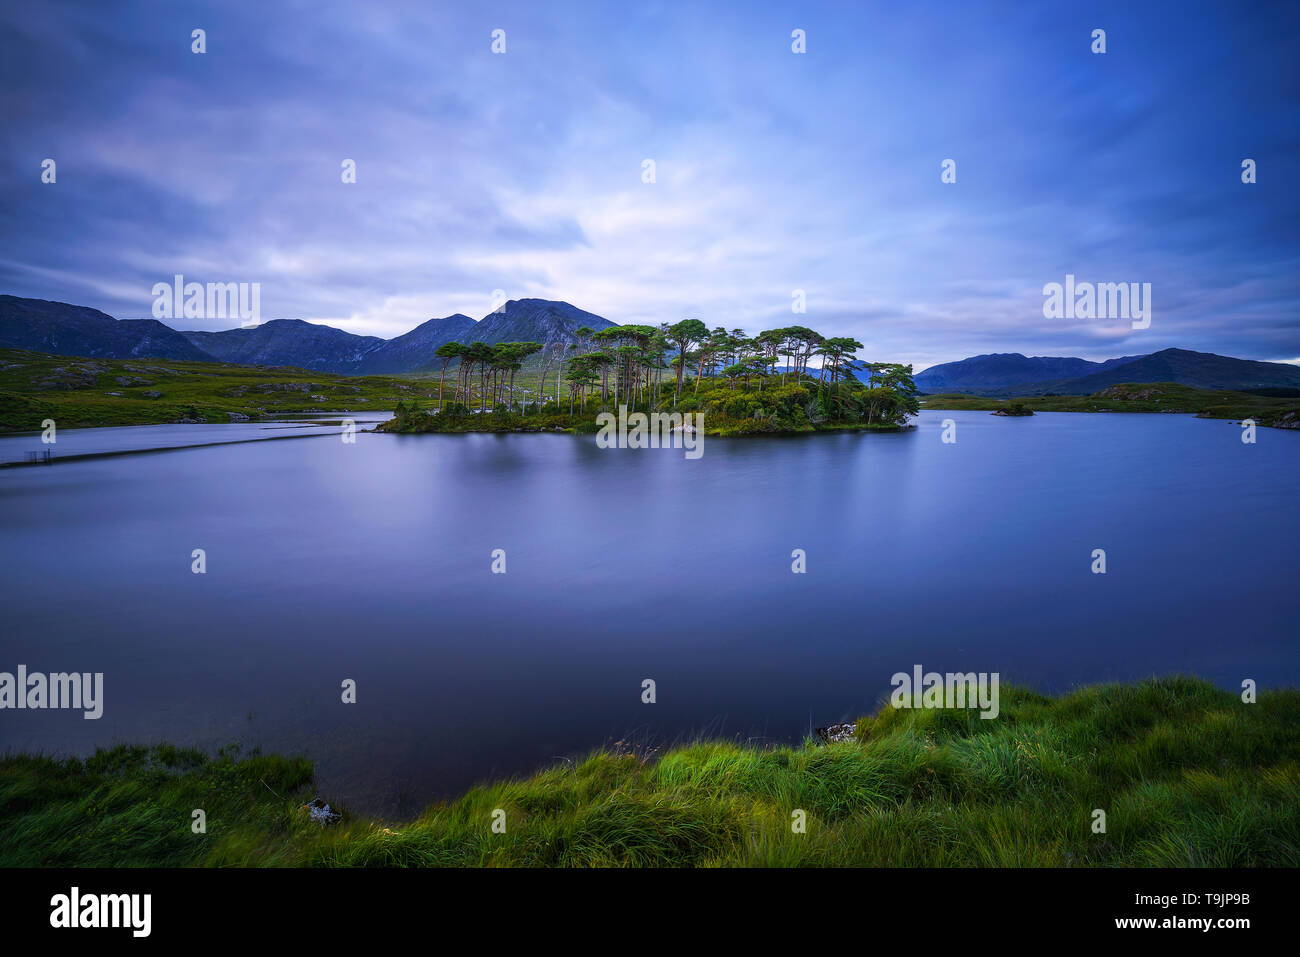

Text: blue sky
xmin=1 ymin=0 xmax=1297 ymax=370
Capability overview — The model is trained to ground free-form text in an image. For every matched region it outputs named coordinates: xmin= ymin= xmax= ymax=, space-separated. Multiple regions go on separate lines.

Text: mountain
xmin=919 ymin=348 xmax=1300 ymax=396
xmin=183 ymin=314 xmax=481 ymax=374
xmin=466 ymin=299 xmax=617 ymax=346
xmin=0 ymin=294 xmax=621 ymax=375
xmin=9 ymin=295 xmax=1299 ymax=393
xmin=179 ymin=301 xmax=615 ymax=373
xmin=182 ymin=319 xmax=384 ymax=372
xmin=1003 ymin=348 xmax=1300 ymax=396
xmin=0 ymin=295 xmax=214 ymax=362
xmin=915 ymin=353 xmax=1142 ymax=392
xmin=351 ymin=314 xmax=476 ymax=374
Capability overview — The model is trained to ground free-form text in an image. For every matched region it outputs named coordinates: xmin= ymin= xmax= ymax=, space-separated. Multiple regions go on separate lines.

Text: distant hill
xmin=184 ymin=314 xmax=483 ymax=374
xmin=0 ymin=294 xmax=620 ymax=375
xmin=0 ymin=295 xmax=214 ymax=362
xmin=915 ymin=352 xmax=1142 ymax=392
xmin=14 ymin=294 xmax=1296 ymax=392
xmin=466 ymin=299 xmax=617 ymax=346
xmin=350 ymin=314 xmax=476 ymax=374
xmin=182 ymin=319 xmax=384 ymax=373
xmin=919 ymin=348 xmax=1300 ymax=395
xmin=180 ymin=301 xmax=615 ymax=373
xmin=1009 ymin=348 xmax=1300 ymax=395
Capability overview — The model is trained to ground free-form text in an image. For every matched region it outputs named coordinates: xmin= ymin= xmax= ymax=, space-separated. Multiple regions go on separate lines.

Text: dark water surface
xmin=0 ymin=412 xmax=392 ymax=465
xmin=2 ymin=411 xmax=1296 ymax=815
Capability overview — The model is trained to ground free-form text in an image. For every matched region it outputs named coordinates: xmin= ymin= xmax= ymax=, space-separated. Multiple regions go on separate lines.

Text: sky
xmin=1 ymin=0 xmax=1297 ymax=371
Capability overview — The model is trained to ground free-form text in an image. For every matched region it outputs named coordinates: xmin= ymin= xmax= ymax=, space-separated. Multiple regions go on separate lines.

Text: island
xmin=378 ymin=322 xmax=921 ymax=436
xmin=991 ymin=402 xmax=1035 ymax=416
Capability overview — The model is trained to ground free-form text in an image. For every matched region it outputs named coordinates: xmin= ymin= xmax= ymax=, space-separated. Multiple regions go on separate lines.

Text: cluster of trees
xmin=424 ymin=320 xmax=919 ymax=427
xmin=432 ymin=341 xmax=542 ymax=413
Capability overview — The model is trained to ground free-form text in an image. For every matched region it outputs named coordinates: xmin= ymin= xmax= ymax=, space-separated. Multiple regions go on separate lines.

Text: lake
xmin=1 ymin=410 xmax=1296 ymax=816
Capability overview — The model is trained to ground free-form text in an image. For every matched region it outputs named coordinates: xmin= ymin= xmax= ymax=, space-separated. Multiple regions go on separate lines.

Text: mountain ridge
xmin=0 ymin=295 xmax=618 ymax=375
xmin=0 ymin=295 xmax=214 ymax=362
xmin=917 ymin=348 xmax=1300 ymax=395
xmin=466 ymin=299 xmax=617 ymax=346
xmin=5 ymin=295 xmax=1299 ymax=391
xmin=915 ymin=352 xmax=1144 ymax=391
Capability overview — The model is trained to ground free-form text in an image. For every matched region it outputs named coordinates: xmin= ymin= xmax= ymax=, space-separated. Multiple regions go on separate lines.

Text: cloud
xmin=0 ymin=0 xmax=1296 ymax=368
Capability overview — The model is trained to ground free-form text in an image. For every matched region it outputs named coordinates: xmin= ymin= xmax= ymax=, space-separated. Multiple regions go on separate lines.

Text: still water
xmin=1 ymin=411 xmax=1296 ymax=815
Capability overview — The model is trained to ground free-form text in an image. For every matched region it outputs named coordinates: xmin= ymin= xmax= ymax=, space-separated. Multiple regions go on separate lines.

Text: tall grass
xmin=2 ymin=678 xmax=1296 ymax=867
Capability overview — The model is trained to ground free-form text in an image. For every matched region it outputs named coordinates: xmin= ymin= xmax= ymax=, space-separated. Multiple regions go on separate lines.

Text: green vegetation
xmin=0 ymin=347 xmax=427 ymax=432
xmin=384 ymin=324 xmax=922 ymax=435
xmin=923 ymin=383 xmax=1300 ymax=429
xmin=6 ymin=341 xmax=1298 ymax=437
xmin=3 ymin=677 xmax=1296 ymax=867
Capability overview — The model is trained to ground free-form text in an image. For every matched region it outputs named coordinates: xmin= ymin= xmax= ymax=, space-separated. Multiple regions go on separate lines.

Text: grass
xmin=10 ymin=344 xmax=1294 ymax=436
xmin=0 ymin=347 xmax=901 ymax=436
xmin=922 ymin=382 xmax=1300 ymax=429
xmin=2 ymin=677 xmax=1296 ymax=867
xmin=0 ymin=347 xmax=432 ymax=432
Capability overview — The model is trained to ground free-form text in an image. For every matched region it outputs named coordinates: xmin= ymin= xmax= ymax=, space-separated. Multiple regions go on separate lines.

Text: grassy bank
xmin=0 ymin=347 xmax=427 ymax=431
xmin=922 ymin=382 xmax=1300 ymax=429
xmin=2 ymin=677 xmax=1296 ymax=867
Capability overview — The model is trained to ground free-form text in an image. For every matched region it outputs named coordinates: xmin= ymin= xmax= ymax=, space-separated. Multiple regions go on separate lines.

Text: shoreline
xmin=0 ymin=429 xmax=354 ymax=469
xmin=921 ymin=384 xmax=1300 ymax=429
xmin=7 ymin=400 xmax=1295 ymax=468
xmin=377 ymin=416 xmax=914 ymax=438
xmin=9 ymin=387 xmax=1295 ymax=436
xmin=3 ymin=676 xmax=1296 ymax=867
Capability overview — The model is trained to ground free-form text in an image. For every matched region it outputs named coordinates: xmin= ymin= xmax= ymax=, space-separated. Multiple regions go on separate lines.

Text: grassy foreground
xmin=2 ymin=677 xmax=1297 ymax=867
xmin=0 ymin=347 xmax=426 ymax=431
xmin=922 ymin=382 xmax=1300 ymax=429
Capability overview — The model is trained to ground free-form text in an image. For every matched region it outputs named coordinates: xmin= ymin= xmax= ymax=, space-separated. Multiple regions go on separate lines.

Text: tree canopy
xmin=401 ymin=320 xmax=919 ymax=432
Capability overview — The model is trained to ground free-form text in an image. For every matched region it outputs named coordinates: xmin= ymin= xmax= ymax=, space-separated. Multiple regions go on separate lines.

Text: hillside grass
xmin=3 ymin=677 xmax=1296 ymax=867
xmin=0 ymin=347 xmax=427 ymax=431
xmin=922 ymin=382 xmax=1300 ymax=429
